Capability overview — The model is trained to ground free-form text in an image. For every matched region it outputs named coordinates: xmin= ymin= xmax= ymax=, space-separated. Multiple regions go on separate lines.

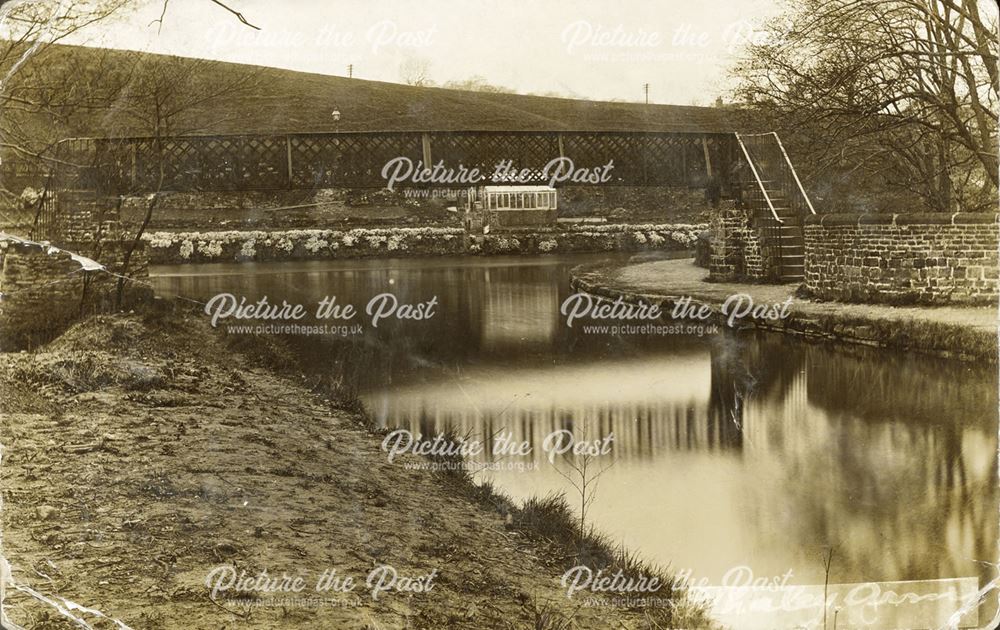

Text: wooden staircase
xmin=735 ymin=133 xmax=815 ymax=284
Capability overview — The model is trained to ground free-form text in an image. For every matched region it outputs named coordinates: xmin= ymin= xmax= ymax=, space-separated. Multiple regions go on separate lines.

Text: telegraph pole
xmin=348 ymin=64 xmax=353 ymax=78
xmin=644 ymin=83 xmax=649 ymax=104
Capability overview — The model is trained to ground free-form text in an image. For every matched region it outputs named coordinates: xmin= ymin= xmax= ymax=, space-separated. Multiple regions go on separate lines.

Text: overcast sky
xmin=71 ymin=0 xmax=784 ymax=105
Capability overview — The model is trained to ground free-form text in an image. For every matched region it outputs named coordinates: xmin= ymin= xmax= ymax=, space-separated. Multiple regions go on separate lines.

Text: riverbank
xmin=143 ymin=224 xmax=704 ymax=265
xmin=0 ymin=309 xmax=712 ymax=629
xmin=571 ymin=258 xmax=997 ymax=363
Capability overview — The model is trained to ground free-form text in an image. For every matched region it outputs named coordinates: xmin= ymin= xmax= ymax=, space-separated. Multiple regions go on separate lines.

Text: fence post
xmin=681 ymin=140 xmax=688 ymax=186
xmin=286 ymin=135 xmax=294 ymax=189
xmin=421 ymin=133 xmax=433 ymax=167
xmin=702 ymin=136 xmax=713 ymax=178
xmin=557 ymin=133 xmax=565 ymax=159
xmin=642 ymin=135 xmax=653 ymax=185
xmin=130 ymin=143 xmax=138 ymax=192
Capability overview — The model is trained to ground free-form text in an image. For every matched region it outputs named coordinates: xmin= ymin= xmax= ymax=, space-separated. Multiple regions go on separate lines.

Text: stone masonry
xmin=803 ymin=213 xmax=998 ymax=304
xmin=709 ymin=203 xmax=774 ymax=282
xmin=0 ymin=190 xmax=152 ymax=349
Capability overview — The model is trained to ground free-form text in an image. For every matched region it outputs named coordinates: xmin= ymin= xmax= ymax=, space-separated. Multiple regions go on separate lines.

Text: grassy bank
xmin=571 ymin=259 xmax=997 ymax=363
xmin=0 ymin=307 xmax=713 ymax=629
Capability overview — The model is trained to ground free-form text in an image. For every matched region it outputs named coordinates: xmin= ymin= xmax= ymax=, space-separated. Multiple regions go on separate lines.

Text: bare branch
xmin=207 ymin=0 xmax=259 ymax=30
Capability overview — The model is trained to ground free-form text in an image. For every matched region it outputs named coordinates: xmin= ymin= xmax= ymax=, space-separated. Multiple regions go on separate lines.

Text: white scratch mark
xmin=938 ymin=562 xmax=1000 ymax=630
xmin=0 ymin=4 xmax=127 ymax=617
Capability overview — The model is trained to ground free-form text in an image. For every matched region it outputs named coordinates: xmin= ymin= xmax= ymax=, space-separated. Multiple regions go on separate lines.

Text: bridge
xmin=12 ymin=129 xmax=814 ymax=282
xmin=20 ymin=130 xmax=736 ymax=192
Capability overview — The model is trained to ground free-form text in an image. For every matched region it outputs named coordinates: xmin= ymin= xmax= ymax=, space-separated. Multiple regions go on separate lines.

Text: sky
xmin=68 ymin=0 xmax=785 ymax=105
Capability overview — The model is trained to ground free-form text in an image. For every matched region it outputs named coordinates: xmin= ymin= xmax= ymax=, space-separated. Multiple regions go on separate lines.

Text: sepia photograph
xmin=0 ymin=1 xmax=997 ymax=628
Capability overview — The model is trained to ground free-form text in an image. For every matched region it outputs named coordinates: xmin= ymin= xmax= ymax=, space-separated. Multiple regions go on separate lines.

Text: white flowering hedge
xmin=144 ymin=227 xmax=466 ymax=263
xmin=481 ymin=223 xmax=704 ymax=254
xmin=563 ymin=223 xmax=702 ymax=247
xmin=144 ymin=223 xmax=706 ymax=263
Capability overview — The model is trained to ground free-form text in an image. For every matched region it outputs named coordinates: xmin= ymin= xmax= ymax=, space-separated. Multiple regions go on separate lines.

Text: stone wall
xmin=708 ymin=204 xmax=773 ymax=281
xmin=42 ymin=190 xmax=123 ymax=245
xmin=803 ymin=213 xmax=998 ymax=304
xmin=0 ymin=190 xmax=151 ymax=349
xmin=486 ymin=209 xmax=557 ymax=229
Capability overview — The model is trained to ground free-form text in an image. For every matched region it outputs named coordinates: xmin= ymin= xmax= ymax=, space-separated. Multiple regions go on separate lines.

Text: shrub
xmin=239 ymin=239 xmax=257 ymax=259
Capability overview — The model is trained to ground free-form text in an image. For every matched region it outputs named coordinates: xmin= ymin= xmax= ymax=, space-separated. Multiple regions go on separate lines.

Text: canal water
xmin=151 ymin=253 xmax=998 ymax=621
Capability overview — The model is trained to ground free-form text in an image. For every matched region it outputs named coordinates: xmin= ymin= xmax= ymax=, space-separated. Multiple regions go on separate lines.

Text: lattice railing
xmin=431 ymin=132 xmax=560 ymax=183
xmin=290 ymin=132 xmax=424 ymax=188
xmin=562 ymin=132 xmax=710 ymax=185
xmin=0 ymin=139 xmax=100 ymax=194
xmin=5 ymin=131 xmax=737 ymax=194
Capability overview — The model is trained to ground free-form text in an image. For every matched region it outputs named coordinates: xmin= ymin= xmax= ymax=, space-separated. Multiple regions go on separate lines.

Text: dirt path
xmin=0 ymin=312 xmax=705 ymax=629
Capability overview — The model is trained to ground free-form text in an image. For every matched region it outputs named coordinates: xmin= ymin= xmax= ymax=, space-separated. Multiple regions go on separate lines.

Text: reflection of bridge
xmin=362 ymin=351 xmax=746 ymax=461
xmin=378 ymin=398 xmax=724 ymax=463
xmin=357 ymin=324 xmax=997 ymax=587
xmin=362 ymin=334 xmax=815 ymax=462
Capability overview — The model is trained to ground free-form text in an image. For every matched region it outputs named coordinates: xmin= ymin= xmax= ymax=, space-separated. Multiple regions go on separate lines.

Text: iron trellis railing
xmin=4 ymin=130 xmax=738 ymax=195
xmin=736 ymin=132 xmax=815 ymax=218
xmin=28 ymin=188 xmax=59 ymax=241
xmin=734 ymin=133 xmax=782 ymax=224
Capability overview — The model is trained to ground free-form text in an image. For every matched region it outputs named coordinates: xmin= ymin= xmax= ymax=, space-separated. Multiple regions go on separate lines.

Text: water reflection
xmin=152 ymin=254 xmax=997 ymax=620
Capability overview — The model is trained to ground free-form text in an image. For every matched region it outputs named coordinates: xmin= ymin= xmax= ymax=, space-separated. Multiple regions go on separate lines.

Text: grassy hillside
xmin=27 ymin=44 xmax=737 ymax=138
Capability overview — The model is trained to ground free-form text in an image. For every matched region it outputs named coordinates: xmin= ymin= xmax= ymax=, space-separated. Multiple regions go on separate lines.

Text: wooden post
xmin=557 ymin=134 xmax=566 ymax=159
xmin=421 ymin=133 xmax=433 ymax=167
xmin=286 ymin=136 xmax=294 ymax=189
xmin=130 ymin=143 xmax=138 ymax=191
xmin=702 ymin=136 xmax=713 ymax=178
xmin=681 ymin=140 xmax=688 ymax=185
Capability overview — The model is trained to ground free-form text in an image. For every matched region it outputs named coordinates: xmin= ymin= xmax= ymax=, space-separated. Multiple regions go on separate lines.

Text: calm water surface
xmin=151 ymin=253 xmax=998 ymax=610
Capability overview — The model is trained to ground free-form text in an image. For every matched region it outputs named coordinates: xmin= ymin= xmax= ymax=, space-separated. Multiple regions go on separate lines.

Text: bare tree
xmin=0 ymin=0 xmax=132 ymax=193
xmin=442 ymin=75 xmax=513 ymax=94
xmin=821 ymin=545 xmax=837 ymax=630
xmin=0 ymin=1 xmax=262 ymax=306
xmin=730 ymin=0 xmax=998 ymax=212
xmin=104 ymin=51 xmax=260 ymax=306
xmin=399 ymin=56 xmax=433 ymax=87
xmin=0 ymin=0 xmax=261 ymax=192
xmin=549 ymin=433 xmax=615 ymax=531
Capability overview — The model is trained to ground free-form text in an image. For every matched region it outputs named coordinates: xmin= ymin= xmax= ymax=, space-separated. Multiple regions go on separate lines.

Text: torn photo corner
xmin=0 ymin=0 xmax=997 ymax=629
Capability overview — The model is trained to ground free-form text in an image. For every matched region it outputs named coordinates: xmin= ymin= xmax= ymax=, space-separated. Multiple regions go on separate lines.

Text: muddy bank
xmin=571 ymin=259 xmax=997 ymax=363
xmin=0 ymin=310 xmax=711 ymax=629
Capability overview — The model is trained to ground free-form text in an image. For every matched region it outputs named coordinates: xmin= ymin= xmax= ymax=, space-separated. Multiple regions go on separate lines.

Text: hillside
xmin=26 ymin=44 xmax=737 ymax=138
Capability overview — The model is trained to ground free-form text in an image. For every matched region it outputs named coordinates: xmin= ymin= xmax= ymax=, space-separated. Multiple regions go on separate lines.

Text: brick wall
xmin=803 ymin=213 xmax=998 ymax=304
